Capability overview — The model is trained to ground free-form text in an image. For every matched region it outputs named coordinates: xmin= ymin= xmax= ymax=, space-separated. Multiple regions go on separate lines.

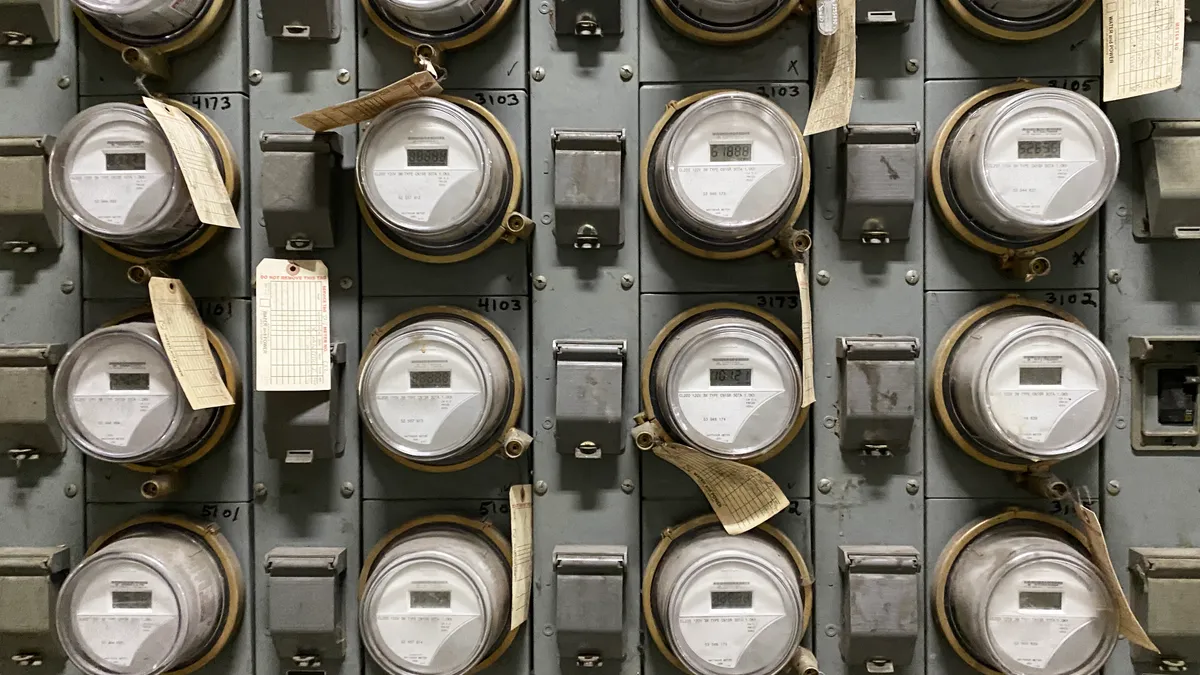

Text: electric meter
xmin=361 ymin=523 xmax=511 ymax=675
xmin=943 ymin=0 xmax=1091 ymax=40
xmin=652 ymin=0 xmax=799 ymax=42
xmin=944 ymin=522 xmax=1118 ymax=675
xmin=646 ymin=305 xmax=804 ymax=462
xmin=649 ymin=523 xmax=807 ymax=675
xmin=941 ymin=306 xmax=1118 ymax=463
xmin=57 ymin=524 xmax=232 ymax=675
xmin=372 ymin=0 xmax=503 ymax=35
xmin=53 ymin=322 xmax=223 ymax=465
xmin=357 ymin=97 xmax=516 ymax=259
xmin=359 ymin=311 xmax=519 ymax=468
xmin=644 ymin=91 xmax=808 ymax=257
xmin=49 ymin=103 xmax=215 ymax=255
xmin=71 ymin=0 xmax=206 ymax=40
xmin=943 ymin=88 xmax=1118 ymax=244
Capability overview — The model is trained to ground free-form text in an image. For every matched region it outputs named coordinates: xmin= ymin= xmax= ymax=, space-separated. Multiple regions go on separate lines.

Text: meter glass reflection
xmin=377 ymin=0 xmax=499 ymax=34
xmin=72 ymin=0 xmax=207 ymax=39
xmin=669 ymin=0 xmax=785 ymax=29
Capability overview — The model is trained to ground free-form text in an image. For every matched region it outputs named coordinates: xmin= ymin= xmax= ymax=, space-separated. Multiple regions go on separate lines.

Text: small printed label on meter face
xmin=69 ymin=347 xmax=174 ymax=449
xmin=987 ymin=574 xmax=1108 ymax=670
xmin=374 ymin=568 xmax=484 ymax=668
xmin=69 ymin=139 xmax=170 ymax=226
xmin=983 ymin=117 xmax=1099 ymax=220
xmin=674 ymin=347 xmax=786 ymax=445
xmin=372 ymin=167 xmax=477 ymax=224
xmin=73 ymin=567 xmax=178 ymax=669
xmin=367 ymin=119 xmax=486 ymax=227
xmin=675 ymin=570 xmax=789 ymax=669
xmin=372 ymin=352 xmax=481 ymax=446
xmin=988 ymin=348 xmax=1101 ymax=445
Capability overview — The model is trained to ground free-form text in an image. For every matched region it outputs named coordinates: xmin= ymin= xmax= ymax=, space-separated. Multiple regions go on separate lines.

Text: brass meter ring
xmin=358 ymin=514 xmax=520 ymax=675
xmin=359 ymin=95 xmax=524 ymax=264
xmin=650 ymin=0 xmax=803 ymax=45
xmin=640 ymin=302 xmax=810 ymax=466
xmin=642 ymin=514 xmax=814 ymax=675
xmin=932 ymin=509 xmax=1091 ymax=675
xmin=929 ymin=82 xmax=1089 ymax=259
xmin=360 ymin=305 xmax=524 ymax=473
xmin=86 ymin=513 xmax=244 ymax=675
xmin=360 ymin=0 xmax=516 ymax=51
xmin=930 ymin=296 xmax=1084 ymax=473
xmin=74 ymin=0 xmax=232 ymax=59
xmin=101 ymin=306 xmax=242 ymax=473
xmin=94 ymin=99 xmax=239 ymax=265
xmin=941 ymin=0 xmax=1095 ymax=42
xmin=640 ymin=90 xmax=812 ymax=261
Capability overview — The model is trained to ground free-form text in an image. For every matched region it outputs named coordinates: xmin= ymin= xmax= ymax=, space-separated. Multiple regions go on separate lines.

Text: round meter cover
xmin=651 ymin=91 xmax=805 ymax=248
xmin=73 ymin=0 xmax=207 ymax=39
xmin=357 ymin=98 xmax=510 ymax=253
xmin=948 ymin=89 xmax=1118 ymax=242
xmin=665 ymin=0 xmax=787 ymax=30
xmin=376 ymin=0 xmax=500 ymax=34
xmin=652 ymin=309 xmax=802 ymax=461
xmin=958 ymin=0 xmax=1083 ymax=31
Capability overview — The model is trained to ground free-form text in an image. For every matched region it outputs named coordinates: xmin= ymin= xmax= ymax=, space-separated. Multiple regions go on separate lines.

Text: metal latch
xmin=1133 ymin=120 xmax=1200 ymax=239
xmin=260 ymin=132 xmax=342 ymax=251
xmin=265 ymin=342 xmax=346 ymax=463
xmin=265 ymin=546 xmax=348 ymax=663
xmin=0 ymin=343 xmax=66 ymax=463
xmin=552 ymin=129 xmax=626 ymax=249
xmin=855 ymin=0 xmax=916 ymax=23
xmin=0 ymin=0 xmax=59 ymax=46
xmin=261 ymin=0 xmax=340 ymax=40
xmin=838 ymin=546 xmax=921 ymax=671
xmin=554 ymin=339 xmax=626 ymax=458
xmin=552 ymin=0 xmax=623 ymax=36
xmin=0 ymin=546 xmax=70 ymax=664
xmin=0 ymin=136 xmax=60 ymax=254
xmin=554 ymin=545 xmax=627 ymax=667
xmin=837 ymin=337 xmax=920 ymax=454
xmin=838 ymin=124 xmax=920 ymax=245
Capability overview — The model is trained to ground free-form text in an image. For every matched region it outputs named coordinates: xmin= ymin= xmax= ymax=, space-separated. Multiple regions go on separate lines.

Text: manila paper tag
xmin=794 ymin=262 xmax=816 ymax=408
xmin=1102 ymin=0 xmax=1184 ymax=101
xmin=254 ymin=259 xmax=331 ymax=392
xmin=653 ymin=442 xmax=789 ymax=535
xmin=148 ymin=277 xmax=235 ymax=410
xmin=1069 ymin=494 xmax=1160 ymax=652
xmin=293 ymin=71 xmax=442 ymax=132
xmin=509 ymin=484 xmax=533 ymax=631
xmin=142 ymin=97 xmax=240 ymax=229
xmin=803 ymin=0 xmax=856 ymax=136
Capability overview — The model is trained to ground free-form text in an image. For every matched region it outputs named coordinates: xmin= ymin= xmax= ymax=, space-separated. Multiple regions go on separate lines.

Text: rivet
xmin=815 ymin=270 xmax=830 ymax=285
xmin=56 ymin=76 xmax=71 ymax=89
xmin=905 ymin=59 xmax=920 ymax=74
xmin=533 ymin=275 xmax=548 ymax=290
xmin=337 ymin=69 xmax=351 ymax=84
xmin=534 ymin=480 xmax=548 ymax=495
xmin=64 ymin=484 xmax=78 ymax=498
xmin=825 ymin=625 xmax=838 ymax=637
xmin=539 ymin=1 xmax=550 ymax=13
xmin=543 ymin=624 xmax=554 ymax=636
xmin=60 ymin=281 xmax=75 ymax=294
xmin=823 ymin=416 xmax=836 ymax=429
xmin=817 ymin=479 xmax=832 ymax=494
xmin=619 ymin=65 xmax=634 ymax=81
xmin=249 ymin=69 xmax=263 ymax=85
xmin=1107 ymin=480 xmax=1121 ymax=496
xmin=1115 ymin=417 xmax=1127 ymax=430
xmin=253 ymin=482 xmax=268 ymax=499
xmin=1107 ymin=269 xmax=1122 ymax=284
xmin=532 ymin=67 xmax=545 ymax=82
xmin=542 ymin=418 xmax=553 ymax=429
xmin=340 ymin=482 xmax=355 ymax=497
xmin=823 ymin=209 xmax=835 ymax=220
xmin=621 ymin=479 xmax=635 ymax=494
xmin=906 ymin=479 xmax=920 ymax=495
xmin=339 ymin=277 xmax=354 ymax=290
xmin=1117 ymin=205 xmax=1128 ymax=217
xmin=621 ymin=274 xmax=634 ymax=290
xmin=540 ymin=213 xmax=553 ymax=225
xmin=905 ymin=269 xmax=920 ymax=285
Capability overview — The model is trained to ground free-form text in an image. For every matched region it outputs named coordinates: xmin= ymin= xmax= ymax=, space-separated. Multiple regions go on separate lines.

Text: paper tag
xmin=148 ymin=277 xmax=235 ymax=410
xmin=652 ymin=442 xmax=789 ymax=535
xmin=141 ymin=97 xmax=239 ymax=229
xmin=803 ymin=0 xmax=856 ymax=137
xmin=1102 ymin=0 xmax=1185 ymax=101
xmin=293 ymin=72 xmax=443 ymax=132
xmin=509 ymin=484 xmax=533 ymax=630
xmin=254 ymin=259 xmax=331 ymax=392
xmin=1069 ymin=495 xmax=1160 ymax=653
xmin=794 ymin=263 xmax=816 ymax=408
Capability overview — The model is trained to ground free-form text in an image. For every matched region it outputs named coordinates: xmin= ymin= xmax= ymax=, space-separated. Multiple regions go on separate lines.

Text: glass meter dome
xmin=374 ymin=0 xmax=502 ymax=34
xmin=665 ymin=0 xmax=790 ymax=31
xmin=71 ymin=0 xmax=207 ymax=40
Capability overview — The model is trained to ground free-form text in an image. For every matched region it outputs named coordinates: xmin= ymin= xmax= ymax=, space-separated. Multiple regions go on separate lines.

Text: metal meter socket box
xmin=265 ymin=546 xmax=348 ymax=664
xmin=264 ymin=342 xmax=346 ymax=463
xmin=260 ymin=132 xmax=341 ymax=251
xmin=1130 ymin=548 xmax=1200 ymax=666
xmin=0 ymin=343 xmax=66 ymax=462
xmin=554 ymin=545 xmax=627 ymax=667
xmin=553 ymin=129 xmax=625 ymax=249
xmin=261 ymin=0 xmax=340 ymax=40
xmin=1133 ymin=120 xmax=1200 ymax=239
xmin=839 ymin=124 xmax=920 ymax=245
xmin=554 ymin=339 xmax=626 ymax=458
xmin=1129 ymin=336 xmax=1200 ymax=451
xmin=553 ymin=0 xmax=622 ymax=36
xmin=0 ymin=136 xmax=61 ymax=254
xmin=838 ymin=545 xmax=921 ymax=672
xmin=856 ymin=0 xmax=916 ymax=23
xmin=837 ymin=337 xmax=920 ymax=453
xmin=0 ymin=0 xmax=57 ymax=46
xmin=0 ymin=546 xmax=70 ymax=665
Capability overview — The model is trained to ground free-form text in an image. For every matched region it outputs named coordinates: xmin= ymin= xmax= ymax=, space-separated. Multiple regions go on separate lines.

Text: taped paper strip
xmin=148 ymin=277 xmax=235 ymax=410
xmin=1069 ymin=494 xmax=1160 ymax=652
xmin=255 ymin=259 xmax=331 ymax=392
xmin=1102 ymin=0 xmax=1184 ymax=101
xmin=509 ymin=484 xmax=533 ymax=630
xmin=803 ymin=0 xmax=856 ymax=136
xmin=794 ymin=262 xmax=816 ymax=408
xmin=142 ymin=97 xmax=240 ymax=229
xmin=293 ymin=71 xmax=443 ymax=132
xmin=653 ymin=442 xmax=789 ymax=535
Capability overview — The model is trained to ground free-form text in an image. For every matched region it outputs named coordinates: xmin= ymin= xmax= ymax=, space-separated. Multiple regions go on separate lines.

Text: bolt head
xmin=619 ymin=65 xmax=634 ymax=81
xmin=817 ymin=478 xmax=832 ymax=494
xmin=249 ymin=69 xmax=263 ymax=85
xmin=621 ymin=274 xmax=634 ymax=290
xmin=337 ymin=69 xmax=351 ymax=84
xmin=64 ymin=483 xmax=78 ymax=498
xmin=905 ymin=270 xmax=920 ymax=285
xmin=1117 ymin=205 xmax=1128 ymax=217
xmin=823 ymin=416 xmax=836 ymax=429
xmin=534 ymin=480 xmax=548 ymax=495
xmin=543 ymin=624 xmax=554 ymax=636
xmin=825 ymin=625 xmax=838 ymax=637
xmin=1107 ymin=269 xmax=1122 ymax=284
xmin=532 ymin=67 xmax=545 ymax=82
xmin=60 ymin=280 xmax=75 ymax=294
xmin=815 ymin=270 xmax=830 ymax=285
xmin=57 ymin=76 xmax=71 ymax=89
xmin=539 ymin=1 xmax=550 ymax=13
xmin=1106 ymin=480 xmax=1121 ymax=496
xmin=905 ymin=59 xmax=920 ymax=74
xmin=533 ymin=275 xmax=548 ymax=290
xmin=340 ymin=482 xmax=355 ymax=497
xmin=1115 ymin=417 xmax=1127 ymax=430
xmin=906 ymin=479 xmax=920 ymax=495
xmin=254 ymin=482 xmax=268 ymax=498
xmin=621 ymin=479 xmax=635 ymax=494
xmin=339 ymin=276 xmax=354 ymax=290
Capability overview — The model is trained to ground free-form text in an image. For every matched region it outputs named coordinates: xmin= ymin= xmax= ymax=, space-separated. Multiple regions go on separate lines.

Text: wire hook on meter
xmin=651 ymin=0 xmax=803 ymax=44
xmin=941 ymin=0 xmax=1096 ymax=41
xmin=362 ymin=0 xmax=518 ymax=51
xmin=71 ymin=0 xmax=234 ymax=77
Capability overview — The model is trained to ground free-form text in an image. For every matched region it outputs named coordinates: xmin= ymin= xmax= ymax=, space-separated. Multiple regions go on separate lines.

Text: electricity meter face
xmin=50 ymin=103 xmax=201 ymax=249
xmin=72 ymin=0 xmax=207 ymax=39
xmin=667 ymin=0 xmax=786 ymax=30
xmin=57 ymin=527 xmax=226 ymax=675
xmin=54 ymin=323 xmax=215 ymax=465
xmin=948 ymin=312 xmax=1118 ymax=462
xmin=361 ymin=526 xmax=510 ymax=675
xmin=359 ymin=316 xmax=514 ymax=465
xmin=947 ymin=525 xmax=1117 ymax=675
xmin=947 ymin=89 xmax=1118 ymax=242
xmin=652 ymin=92 xmax=804 ymax=246
xmin=376 ymin=0 xmax=500 ymax=34
xmin=655 ymin=527 xmax=804 ymax=675
xmin=652 ymin=310 xmax=802 ymax=461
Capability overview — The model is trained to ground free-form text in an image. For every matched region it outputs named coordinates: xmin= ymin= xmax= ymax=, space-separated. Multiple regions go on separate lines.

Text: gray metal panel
xmin=359 ymin=295 xmax=531 ymax=500
xmin=638 ymin=8 xmax=809 ymax=84
xmin=638 ymin=82 xmax=811 ymax=294
xmin=359 ymin=89 xmax=530 ymax=297
xmin=77 ymin=0 xmax=251 ymax=96
xmin=922 ymin=0 xmax=1100 ymax=79
xmin=922 ymin=78 xmax=1101 ymax=291
xmin=82 ymin=299 xmax=252 ymax=503
xmin=80 ymin=94 xmax=252 ymax=300
xmin=922 ymin=290 xmax=1100 ymax=499
xmin=639 ymin=293 xmax=811 ymax=499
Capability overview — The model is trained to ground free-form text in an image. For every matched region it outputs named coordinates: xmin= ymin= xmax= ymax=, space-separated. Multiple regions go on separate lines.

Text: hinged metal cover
xmin=553 ymin=545 xmax=627 ymax=665
xmin=552 ymin=0 xmax=623 ymax=36
xmin=0 ymin=0 xmax=58 ymax=46
xmin=0 ymin=545 xmax=69 ymax=659
xmin=0 ymin=135 xmax=61 ymax=253
xmin=552 ymin=129 xmax=626 ymax=249
xmin=261 ymin=0 xmax=340 ymax=39
xmin=836 ymin=337 xmax=920 ymax=453
xmin=265 ymin=546 xmax=348 ymax=661
xmin=1128 ymin=336 xmax=1200 ymax=451
xmin=260 ymin=131 xmax=342 ymax=251
xmin=553 ymin=339 xmax=626 ymax=458
xmin=265 ymin=342 xmax=346 ymax=463
xmin=838 ymin=124 xmax=920 ymax=245
xmin=856 ymin=0 xmax=916 ymax=23
xmin=1130 ymin=548 xmax=1200 ymax=665
xmin=838 ymin=545 xmax=921 ymax=670
xmin=0 ymin=343 xmax=66 ymax=460
xmin=1133 ymin=119 xmax=1200 ymax=240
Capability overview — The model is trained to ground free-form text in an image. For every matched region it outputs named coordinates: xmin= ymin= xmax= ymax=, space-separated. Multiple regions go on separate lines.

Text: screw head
xmin=534 ymin=480 xmax=548 ymax=495
xmin=340 ymin=482 xmax=355 ymax=498
xmin=249 ymin=69 xmax=263 ymax=85
xmin=817 ymin=478 xmax=832 ymax=494
xmin=905 ymin=269 xmax=920 ymax=285
xmin=64 ymin=483 xmax=78 ymax=498
xmin=60 ymin=280 xmax=75 ymax=294
xmin=542 ymin=624 xmax=554 ymax=636
xmin=825 ymin=624 xmax=838 ymax=637
xmin=621 ymin=274 xmax=634 ymax=290
xmin=542 ymin=418 xmax=553 ymax=430
xmin=906 ymin=479 xmax=920 ymax=495
xmin=539 ymin=1 xmax=550 ymax=13
xmin=532 ymin=67 xmax=546 ymax=82
xmin=533 ymin=275 xmax=548 ymax=290
xmin=57 ymin=76 xmax=71 ymax=89
xmin=540 ymin=213 xmax=552 ymax=225
xmin=621 ymin=479 xmax=635 ymax=494
xmin=1117 ymin=205 xmax=1128 ymax=217
xmin=905 ymin=59 xmax=920 ymax=74
xmin=823 ymin=209 xmax=835 ymax=220
xmin=1107 ymin=480 xmax=1121 ymax=496
xmin=619 ymin=65 xmax=634 ymax=81
xmin=823 ymin=416 xmax=836 ymax=429
xmin=253 ymin=482 xmax=268 ymax=499
xmin=1115 ymin=417 xmax=1127 ymax=430
xmin=339 ymin=276 xmax=354 ymax=290
xmin=337 ymin=69 xmax=351 ymax=84
xmin=1107 ymin=269 xmax=1122 ymax=284
xmin=815 ymin=270 xmax=830 ymax=285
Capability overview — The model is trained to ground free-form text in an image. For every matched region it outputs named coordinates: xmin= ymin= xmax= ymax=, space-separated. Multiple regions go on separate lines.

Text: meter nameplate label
xmin=141 ymin=98 xmax=239 ymax=230
xmin=68 ymin=156 xmax=169 ymax=227
xmin=375 ymin=610 xmax=481 ymax=666
xmin=794 ymin=263 xmax=816 ymax=408
xmin=509 ymin=484 xmax=533 ymax=630
xmin=293 ymin=72 xmax=443 ymax=132
xmin=76 ymin=614 xmax=176 ymax=667
xmin=803 ymin=0 xmax=855 ymax=136
xmin=678 ymin=614 xmax=786 ymax=668
xmin=255 ymin=259 xmax=331 ymax=392
xmin=677 ymin=163 xmax=782 ymax=219
xmin=983 ymin=119 xmax=1098 ymax=219
xmin=652 ymin=442 xmax=788 ymax=535
xmin=373 ymin=392 xmax=478 ymax=444
xmin=678 ymin=389 xmax=784 ymax=443
xmin=148 ymin=277 xmax=235 ymax=410
xmin=991 ymin=388 xmax=1099 ymax=444
xmin=1102 ymin=0 xmax=1184 ymax=101
xmin=987 ymin=612 xmax=1101 ymax=669
xmin=372 ymin=168 xmax=477 ymax=223
xmin=73 ymin=570 xmax=179 ymax=668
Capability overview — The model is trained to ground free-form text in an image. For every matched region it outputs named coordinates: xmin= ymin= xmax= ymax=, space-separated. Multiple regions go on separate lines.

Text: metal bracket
xmin=261 ymin=0 xmax=340 ymax=40
xmin=1133 ymin=120 xmax=1200 ymax=239
xmin=1129 ymin=336 xmax=1200 ymax=451
xmin=260 ymin=132 xmax=342 ymax=251
xmin=836 ymin=337 xmax=920 ymax=454
xmin=0 ymin=136 xmax=60 ymax=254
xmin=838 ymin=124 xmax=920 ymax=245
xmin=0 ymin=343 xmax=66 ymax=462
xmin=265 ymin=546 xmax=348 ymax=663
xmin=264 ymin=342 xmax=346 ymax=463
xmin=838 ymin=546 xmax=921 ymax=671
xmin=552 ymin=129 xmax=626 ymax=249
xmin=0 ymin=546 xmax=70 ymax=664
xmin=1130 ymin=548 xmax=1200 ymax=667
xmin=552 ymin=0 xmax=623 ymax=36
xmin=554 ymin=339 xmax=627 ymax=458
xmin=554 ymin=545 xmax=627 ymax=667
xmin=0 ymin=0 xmax=58 ymax=46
